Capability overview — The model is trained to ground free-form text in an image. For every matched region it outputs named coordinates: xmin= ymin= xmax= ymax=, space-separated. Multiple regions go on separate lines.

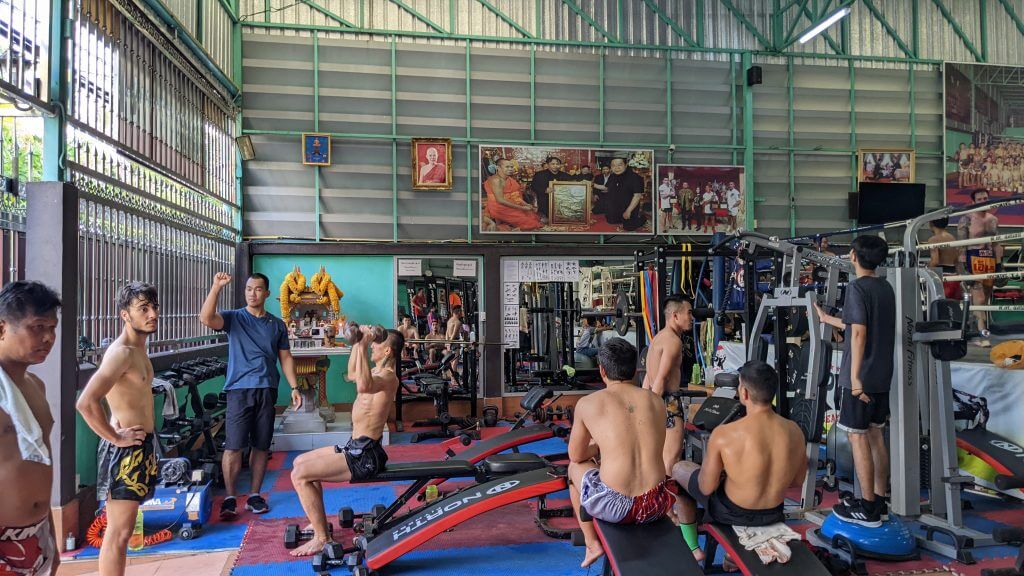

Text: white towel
xmin=152 ymin=378 xmax=179 ymax=419
xmin=732 ymin=523 xmax=802 ymax=565
xmin=0 ymin=366 xmax=51 ymax=465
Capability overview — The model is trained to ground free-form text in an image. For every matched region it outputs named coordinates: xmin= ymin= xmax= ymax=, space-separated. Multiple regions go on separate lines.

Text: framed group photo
xmin=411 ymin=138 xmax=453 ymax=190
xmin=479 ymin=145 xmax=654 ymax=235
xmin=857 ymin=149 xmax=914 ymax=183
xmin=655 ymin=164 xmax=745 ymax=235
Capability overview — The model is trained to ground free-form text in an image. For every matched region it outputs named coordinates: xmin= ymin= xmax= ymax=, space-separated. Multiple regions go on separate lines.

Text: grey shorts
xmin=580 ymin=469 xmax=675 ymax=525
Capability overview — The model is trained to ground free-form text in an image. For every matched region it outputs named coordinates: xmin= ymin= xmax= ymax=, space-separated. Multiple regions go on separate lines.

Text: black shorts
xmin=684 ymin=469 xmax=784 ymax=527
xmin=97 ymin=433 xmax=159 ymax=502
xmin=337 ymin=436 xmax=388 ymax=481
xmin=837 ymin=387 xmax=889 ymax=433
xmin=224 ymin=388 xmax=278 ymax=451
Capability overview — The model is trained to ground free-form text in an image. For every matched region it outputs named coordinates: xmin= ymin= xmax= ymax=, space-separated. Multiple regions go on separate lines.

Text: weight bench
xmin=587 ymin=514 xmax=705 ymax=575
xmin=346 ymin=454 xmax=568 ymax=571
xmin=702 ymin=523 xmax=831 ymax=576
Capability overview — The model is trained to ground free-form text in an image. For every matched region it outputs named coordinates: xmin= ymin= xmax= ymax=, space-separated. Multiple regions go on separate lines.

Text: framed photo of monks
xmin=857 ymin=149 xmax=914 ymax=183
xmin=655 ymin=164 xmax=746 ymax=235
xmin=479 ymin=145 xmax=654 ymax=235
xmin=411 ymin=138 xmax=453 ymax=190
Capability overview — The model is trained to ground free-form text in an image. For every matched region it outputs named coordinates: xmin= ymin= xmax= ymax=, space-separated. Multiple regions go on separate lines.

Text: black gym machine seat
xmin=701 ymin=523 xmax=831 ymax=576
xmin=579 ymin=506 xmax=704 ymax=576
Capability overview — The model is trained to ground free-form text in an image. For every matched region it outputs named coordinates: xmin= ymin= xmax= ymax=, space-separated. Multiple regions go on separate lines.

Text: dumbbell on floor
xmin=344 ymin=321 xmax=388 ymax=345
xmin=283 ymin=522 xmax=333 ymax=549
xmin=311 ymin=542 xmax=363 ymax=573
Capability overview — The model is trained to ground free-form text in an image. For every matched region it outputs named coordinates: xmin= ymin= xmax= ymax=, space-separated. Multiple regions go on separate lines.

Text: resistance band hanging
xmin=639 ymin=272 xmax=654 ymax=343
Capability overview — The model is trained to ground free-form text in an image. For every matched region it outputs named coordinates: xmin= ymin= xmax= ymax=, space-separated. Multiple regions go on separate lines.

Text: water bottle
xmin=424 ymin=485 xmax=439 ymax=503
xmin=128 ymin=509 xmax=145 ymax=551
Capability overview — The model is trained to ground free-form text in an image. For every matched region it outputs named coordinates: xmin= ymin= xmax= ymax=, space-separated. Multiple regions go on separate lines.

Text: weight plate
xmin=639 ymin=346 xmax=649 ymax=369
xmin=614 ymin=290 xmax=631 ymax=336
xmin=785 ymin=343 xmax=802 ymax=391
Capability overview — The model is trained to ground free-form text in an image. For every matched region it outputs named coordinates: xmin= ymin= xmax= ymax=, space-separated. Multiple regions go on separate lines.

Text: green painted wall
xmin=75 ymin=374 xmax=226 ymax=486
xmin=251 ymin=255 xmax=395 ymax=405
xmin=1004 ymin=128 xmax=1024 ymax=139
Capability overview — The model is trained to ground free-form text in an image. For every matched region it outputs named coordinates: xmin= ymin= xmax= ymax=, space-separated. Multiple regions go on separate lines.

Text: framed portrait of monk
xmin=412 ymin=138 xmax=453 ymax=190
xmin=302 ymin=133 xmax=331 ymax=166
xmin=549 ymin=181 xmax=592 ymax=226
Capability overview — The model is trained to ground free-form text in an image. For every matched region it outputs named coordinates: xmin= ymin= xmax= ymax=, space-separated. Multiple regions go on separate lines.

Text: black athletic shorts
xmin=224 ymin=387 xmax=278 ymax=451
xmin=685 ymin=468 xmax=784 ymax=527
xmin=837 ymin=387 xmax=889 ymax=434
xmin=337 ymin=436 xmax=388 ymax=481
xmin=97 ymin=433 xmax=159 ymax=502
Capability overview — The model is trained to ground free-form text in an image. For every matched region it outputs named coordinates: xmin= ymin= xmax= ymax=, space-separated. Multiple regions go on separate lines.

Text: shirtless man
xmin=957 ymin=188 xmax=1002 ymax=346
xmin=926 ymin=217 xmax=962 ymax=300
xmin=424 ymin=320 xmax=446 ymax=364
xmin=0 ymin=282 xmax=62 ymax=576
xmin=642 ymin=296 xmax=694 ymax=500
xmin=673 ymin=361 xmax=807 ymax=561
xmin=569 ymin=339 xmax=677 ymax=568
xmin=76 ymin=283 xmax=161 ymax=576
xmin=397 ymin=315 xmax=419 ymax=360
xmin=445 ymin=306 xmax=465 ymax=384
xmin=288 ymin=326 xmax=404 ymax=557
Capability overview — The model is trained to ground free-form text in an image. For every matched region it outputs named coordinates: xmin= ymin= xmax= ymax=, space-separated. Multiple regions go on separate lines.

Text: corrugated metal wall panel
xmin=163 ymin=0 xmax=198 ymax=35
xmin=918 ymin=0 xmax=977 ymax=64
xmin=241 ymin=33 xmax=945 ymax=240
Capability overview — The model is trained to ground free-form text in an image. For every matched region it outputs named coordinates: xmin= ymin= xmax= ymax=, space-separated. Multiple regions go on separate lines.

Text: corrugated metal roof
xmin=239 ymin=0 xmax=1024 ymax=67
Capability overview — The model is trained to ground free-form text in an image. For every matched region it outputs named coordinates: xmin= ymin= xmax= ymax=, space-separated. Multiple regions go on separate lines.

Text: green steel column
xmin=665 ymin=55 xmax=672 ymax=145
xmin=466 ymin=143 xmax=472 ymax=242
xmin=696 ymin=0 xmax=705 ymax=46
xmin=392 ymin=36 xmax=398 ymax=242
xmin=911 ymin=0 xmax=919 ymax=57
xmin=197 ymin=0 xmax=204 ymax=46
xmin=616 ymin=0 xmax=623 ymax=42
xmin=264 ymin=0 xmax=269 ymax=23
xmin=742 ymin=52 xmax=754 ymax=229
xmin=730 ymin=55 xmax=737 ymax=165
xmin=849 ymin=61 xmax=857 ymax=227
xmin=450 ymin=0 xmax=456 ymax=34
xmin=530 ymin=45 xmax=536 ymax=142
xmin=232 ymin=0 xmax=242 ymax=85
xmin=43 ymin=0 xmax=69 ymax=181
xmin=314 ymin=32 xmax=320 ymax=241
xmin=359 ymin=0 xmax=365 ymax=27
xmin=980 ymin=0 xmax=988 ymax=62
xmin=599 ymin=48 xmax=605 ymax=143
xmin=535 ymin=0 xmax=542 ymax=38
xmin=909 ymin=65 xmax=916 ymax=150
xmin=466 ymin=43 xmax=472 ymax=242
xmin=787 ymin=57 xmax=795 ymax=236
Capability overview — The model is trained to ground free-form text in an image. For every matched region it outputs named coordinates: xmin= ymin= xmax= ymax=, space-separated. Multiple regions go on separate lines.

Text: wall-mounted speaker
xmin=746 ymin=65 xmax=762 ymax=86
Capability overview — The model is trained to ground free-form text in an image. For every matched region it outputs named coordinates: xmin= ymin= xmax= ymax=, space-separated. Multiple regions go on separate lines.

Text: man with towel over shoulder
xmin=0 ymin=281 xmax=63 ymax=575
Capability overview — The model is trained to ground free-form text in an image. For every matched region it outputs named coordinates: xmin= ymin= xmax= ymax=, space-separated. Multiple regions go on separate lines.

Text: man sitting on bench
xmin=673 ymin=361 xmax=807 ymax=563
xmin=289 ymin=325 xmax=405 ymax=557
xmin=569 ymin=339 xmax=678 ymax=568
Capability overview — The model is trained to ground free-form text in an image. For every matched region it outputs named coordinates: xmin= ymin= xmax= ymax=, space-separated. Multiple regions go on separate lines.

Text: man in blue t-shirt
xmin=200 ymin=272 xmax=299 ymax=519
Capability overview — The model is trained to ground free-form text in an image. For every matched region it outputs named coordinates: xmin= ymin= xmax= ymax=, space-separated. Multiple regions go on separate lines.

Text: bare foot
xmin=691 ymin=547 xmax=705 ymax=562
xmin=581 ymin=543 xmax=605 ymax=568
xmin=722 ymin=555 xmax=739 ymax=572
xmin=289 ymin=536 xmax=329 ymax=557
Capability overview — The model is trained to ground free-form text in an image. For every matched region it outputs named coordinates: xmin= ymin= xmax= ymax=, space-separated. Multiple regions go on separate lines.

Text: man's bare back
xmin=710 ymin=411 xmax=806 ymax=510
xmin=576 ymin=385 xmax=668 ymax=495
xmin=0 ymin=373 xmax=53 ymax=527
xmin=445 ymin=316 xmax=462 ymax=342
xmin=643 ymin=330 xmax=683 ymax=397
xmin=928 ymin=230 xmax=958 ymax=268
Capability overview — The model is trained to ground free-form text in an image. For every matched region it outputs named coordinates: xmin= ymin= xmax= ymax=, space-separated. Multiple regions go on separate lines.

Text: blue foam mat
xmin=73 ymin=520 xmax=248 ymax=559
xmin=262 ymin=483 xmax=401 ymax=520
xmin=230 ymin=542 xmax=593 ymax=576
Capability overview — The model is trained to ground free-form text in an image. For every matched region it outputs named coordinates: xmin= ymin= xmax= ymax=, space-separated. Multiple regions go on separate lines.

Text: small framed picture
xmin=411 ymin=138 xmax=453 ymax=190
xmin=857 ymin=148 xmax=914 ymax=183
xmin=548 ymin=180 xmax=592 ymax=226
xmin=302 ymin=133 xmax=331 ymax=166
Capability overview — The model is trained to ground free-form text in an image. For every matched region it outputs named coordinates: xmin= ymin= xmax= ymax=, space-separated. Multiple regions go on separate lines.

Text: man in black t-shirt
xmin=814 ymin=235 xmax=895 ymax=528
xmin=529 ymin=156 xmax=565 ymax=220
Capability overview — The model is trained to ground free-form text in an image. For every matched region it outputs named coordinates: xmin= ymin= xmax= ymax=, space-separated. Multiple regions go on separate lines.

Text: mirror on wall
xmin=502 ymin=258 xmax=640 ymax=395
